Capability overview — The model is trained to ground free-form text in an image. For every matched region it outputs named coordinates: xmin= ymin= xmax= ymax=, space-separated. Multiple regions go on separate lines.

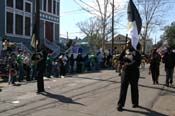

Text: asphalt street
xmin=0 ymin=64 xmax=175 ymax=116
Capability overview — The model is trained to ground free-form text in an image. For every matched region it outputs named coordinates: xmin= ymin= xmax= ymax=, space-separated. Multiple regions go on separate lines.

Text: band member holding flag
xmin=117 ymin=0 xmax=142 ymax=111
xmin=31 ymin=0 xmax=46 ymax=93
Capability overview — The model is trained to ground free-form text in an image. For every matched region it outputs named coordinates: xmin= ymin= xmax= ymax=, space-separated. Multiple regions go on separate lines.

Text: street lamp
xmin=111 ymin=0 xmax=114 ymax=55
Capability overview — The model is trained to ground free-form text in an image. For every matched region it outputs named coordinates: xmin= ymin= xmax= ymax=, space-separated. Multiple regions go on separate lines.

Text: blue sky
xmin=60 ymin=0 xmax=89 ymax=39
xmin=60 ymin=0 xmax=127 ymax=39
xmin=60 ymin=0 xmax=175 ymax=43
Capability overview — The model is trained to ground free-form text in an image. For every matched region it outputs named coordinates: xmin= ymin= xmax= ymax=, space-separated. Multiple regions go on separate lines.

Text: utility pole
xmin=35 ymin=0 xmax=40 ymax=50
xmin=111 ymin=0 xmax=114 ymax=55
xmin=58 ymin=0 xmax=60 ymax=42
xmin=35 ymin=0 xmax=45 ymax=93
xmin=67 ymin=32 xmax=69 ymax=39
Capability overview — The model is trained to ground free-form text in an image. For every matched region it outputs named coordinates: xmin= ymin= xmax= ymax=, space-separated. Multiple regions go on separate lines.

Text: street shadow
xmin=159 ymin=74 xmax=166 ymax=76
xmin=40 ymin=91 xmax=85 ymax=106
xmin=158 ymin=83 xmax=175 ymax=89
xmin=123 ymin=106 xmax=169 ymax=116
xmin=140 ymin=76 xmax=146 ymax=79
xmin=73 ymin=76 xmax=119 ymax=84
xmin=13 ymin=83 xmax=21 ymax=86
xmin=139 ymin=84 xmax=175 ymax=94
xmin=167 ymin=85 xmax=175 ymax=89
xmin=67 ymin=70 xmax=102 ymax=76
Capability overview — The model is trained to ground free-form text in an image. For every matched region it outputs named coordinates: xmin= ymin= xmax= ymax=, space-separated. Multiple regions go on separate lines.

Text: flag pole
xmin=35 ymin=0 xmax=45 ymax=93
xmin=125 ymin=34 xmax=128 ymax=48
xmin=35 ymin=0 xmax=40 ymax=52
xmin=34 ymin=34 xmax=37 ymax=54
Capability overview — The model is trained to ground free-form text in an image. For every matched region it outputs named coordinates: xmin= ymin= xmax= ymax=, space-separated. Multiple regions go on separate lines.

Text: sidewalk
xmin=0 ymin=64 xmax=174 ymax=116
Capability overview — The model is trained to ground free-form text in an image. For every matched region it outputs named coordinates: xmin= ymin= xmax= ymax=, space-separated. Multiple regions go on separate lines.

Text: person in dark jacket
xmin=45 ymin=53 xmax=53 ymax=78
xmin=76 ymin=53 xmax=84 ymax=73
xmin=117 ymin=39 xmax=141 ymax=111
xmin=36 ymin=50 xmax=47 ymax=93
xmin=69 ymin=54 xmax=75 ymax=73
xmin=8 ymin=53 xmax=18 ymax=85
xmin=162 ymin=47 xmax=175 ymax=87
xmin=58 ymin=55 xmax=66 ymax=78
xmin=149 ymin=48 xmax=161 ymax=84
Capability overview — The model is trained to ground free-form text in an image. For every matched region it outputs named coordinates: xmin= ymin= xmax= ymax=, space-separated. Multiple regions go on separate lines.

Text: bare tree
xmin=74 ymin=0 xmax=124 ymax=50
xmin=76 ymin=17 xmax=100 ymax=37
xmin=135 ymin=0 xmax=170 ymax=53
xmin=76 ymin=17 xmax=102 ymax=48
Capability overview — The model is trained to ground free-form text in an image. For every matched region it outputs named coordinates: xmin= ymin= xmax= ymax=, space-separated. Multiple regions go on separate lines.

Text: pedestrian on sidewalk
xmin=31 ymin=53 xmax=38 ymax=80
xmin=149 ymin=48 xmax=161 ymax=84
xmin=45 ymin=53 xmax=53 ymax=78
xmin=162 ymin=47 xmax=175 ymax=87
xmin=8 ymin=53 xmax=18 ymax=85
xmin=117 ymin=39 xmax=141 ymax=111
xmin=58 ymin=55 xmax=66 ymax=78
xmin=68 ymin=54 xmax=74 ymax=73
xmin=17 ymin=49 xmax=24 ymax=82
xmin=76 ymin=53 xmax=84 ymax=73
xmin=23 ymin=51 xmax=31 ymax=81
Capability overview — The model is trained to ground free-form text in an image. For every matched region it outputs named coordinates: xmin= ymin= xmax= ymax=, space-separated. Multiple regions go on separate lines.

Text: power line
xmin=60 ymin=0 xmax=175 ymax=17
xmin=61 ymin=8 xmax=84 ymax=14
xmin=60 ymin=0 xmax=175 ymax=37
xmin=60 ymin=31 xmax=84 ymax=36
xmin=60 ymin=11 xmax=89 ymax=17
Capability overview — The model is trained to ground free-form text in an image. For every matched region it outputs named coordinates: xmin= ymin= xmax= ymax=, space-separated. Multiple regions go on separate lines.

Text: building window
xmin=25 ymin=17 xmax=31 ymax=36
xmin=48 ymin=0 xmax=52 ymax=13
xmin=25 ymin=2 xmax=31 ymax=13
xmin=53 ymin=0 xmax=56 ymax=14
xmin=16 ymin=0 xmax=23 ymax=10
xmin=57 ymin=1 xmax=59 ymax=15
xmin=43 ymin=0 xmax=47 ymax=11
xmin=5 ymin=0 xmax=33 ymax=37
xmin=7 ymin=0 xmax=13 ymax=7
xmin=6 ymin=12 xmax=13 ymax=34
xmin=15 ymin=14 xmax=23 ymax=35
xmin=45 ymin=21 xmax=53 ymax=41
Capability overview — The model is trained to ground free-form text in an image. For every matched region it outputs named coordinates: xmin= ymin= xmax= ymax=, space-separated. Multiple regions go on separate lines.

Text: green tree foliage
xmin=155 ymin=40 xmax=163 ymax=48
xmin=161 ymin=22 xmax=175 ymax=47
xmin=66 ymin=39 xmax=73 ymax=49
xmin=88 ymin=33 xmax=102 ymax=49
xmin=76 ymin=18 xmax=102 ymax=49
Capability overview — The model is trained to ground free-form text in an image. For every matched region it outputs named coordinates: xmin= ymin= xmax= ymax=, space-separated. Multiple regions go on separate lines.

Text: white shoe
xmin=50 ymin=75 xmax=54 ymax=78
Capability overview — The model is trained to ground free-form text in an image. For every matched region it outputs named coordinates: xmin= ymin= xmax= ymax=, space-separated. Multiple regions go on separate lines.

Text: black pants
xmin=76 ymin=63 xmax=82 ymax=73
xmin=150 ymin=66 xmax=159 ymax=83
xmin=24 ymin=64 xmax=31 ymax=81
xmin=118 ymin=69 xmax=139 ymax=107
xmin=37 ymin=70 xmax=45 ymax=92
xmin=36 ymin=60 xmax=45 ymax=93
xmin=60 ymin=65 xmax=66 ymax=76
